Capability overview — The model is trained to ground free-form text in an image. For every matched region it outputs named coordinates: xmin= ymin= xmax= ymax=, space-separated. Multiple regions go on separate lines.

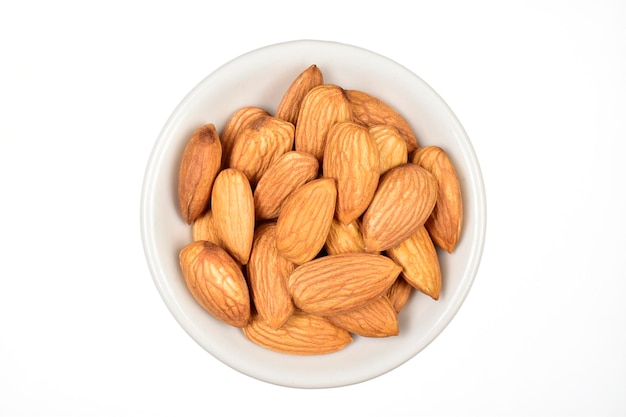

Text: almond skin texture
xmin=276 ymin=64 xmax=324 ymax=125
xmin=325 ymin=218 xmax=370 ymax=256
xmin=362 ymin=163 xmax=438 ymax=252
xmin=192 ymin=209 xmax=222 ymax=246
xmin=327 ymin=296 xmax=399 ymax=337
xmin=276 ymin=178 xmax=337 ymax=265
xmin=323 ymin=122 xmax=380 ymax=224
xmin=386 ymin=225 xmax=442 ymax=300
xmin=288 ymin=253 xmax=402 ymax=316
xmin=220 ymin=106 xmax=268 ymax=168
xmin=294 ymin=84 xmax=352 ymax=162
xmin=369 ymin=125 xmax=408 ymax=174
xmin=346 ymin=89 xmax=418 ymax=153
xmin=179 ymin=241 xmax=250 ymax=328
xmin=211 ymin=168 xmax=255 ymax=265
xmin=254 ymin=151 xmax=319 ymax=220
xmin=247 ymin=223 xmax=296 ymax=329
xmin=177 ymin=124 xmax=222 ymax=224
xmin=386 ymin=277 xmax=413 ymax=313
xmin=243 ymin=311 xmax=352 ymax=355
xmin=229 ymin=115 xmax=295 ymax=186
xmin=411 ymin=146 xmax=463 ymax=253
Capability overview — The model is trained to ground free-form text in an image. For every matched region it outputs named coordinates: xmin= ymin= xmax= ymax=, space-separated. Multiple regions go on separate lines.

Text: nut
xmin=288 ymin=253 xmax=402 ymax=316
xmin=177 ymin=124 xmax=222 ymax=224
xmin=327 ymin=297 xmax=399 ymax=338
xmin=362 ymin=163 xmax=438 ymax=252
xmin=220 ymin=106 xmax=268 ymax=168
xmin=385 ymin=277 xmax=413 ymax=313
xmin=411 ymin=146 xmax=463 ymax=253
xmin=369 ymin=125 xmax=408 ymax=174
xmin=179 ymin=241 xmax=250 ymax=327
xmin=275 ymin=64 xmax=324 ymax=125
xmin=322 ymin=121 xmax=380 ymax=224
xmin=191 ymin=209 xmax=221 ymax=246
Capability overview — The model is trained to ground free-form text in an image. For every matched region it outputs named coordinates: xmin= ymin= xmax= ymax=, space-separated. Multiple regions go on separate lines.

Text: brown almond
xmin=362 ymin=163 xmax=438 ymax=252
xmin=288 ymin=253 xmax=402 ymax=316
xmin=294 ymin=84 xmax=352 ymax=162
xmin=243 ymin=310 xmax=352 ymax=355
xmin=229 ymin=115 xmax=295 ymax=186
xmin=386 ymin=225 xmax=442 ymax=300
xmin=411 ymin=146 xmax=463 ymax=253
xmin=276 ymin=178 xmax=337 ymax=265
xmin=275 ymin=64 xmax=324 ymax=125
xmin=327 ymin=297 xmax=399 ymax=338
xmin=325 ymin=218 xmax=370 ymax=256
xmin=369 ymin=125 xmax=408 ymax=174
xmin=253 ymin=151 xmax=319 ymax=220
xmin=192 ymin=209 xmax=221 ymax=246
xmin=247 ymin=223 xmax=296 ymax=329
xmin=386 ymin=277 xmax=413 ymax=313
xmin=211 ymin=168 xmax=255 ymax=265
xmin=179 ymin=241 xmax=250 ymax=327
xmin=177 ymin=124 xmax=222 ymax=224
xmin=323 ymin=121 xmax=380 ymax=224
xmin=220 ymin=106 xmax=268 ymax=168
xmin=346 ymin=89 xmax=418 ymax=153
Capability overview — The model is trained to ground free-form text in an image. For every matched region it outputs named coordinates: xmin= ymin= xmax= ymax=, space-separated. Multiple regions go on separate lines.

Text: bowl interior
xmin=141 ymin=40 xmax=486 ymax=388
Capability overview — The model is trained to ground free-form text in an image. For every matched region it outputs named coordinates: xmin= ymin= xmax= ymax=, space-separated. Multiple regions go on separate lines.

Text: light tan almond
xmin=179 ymin=241 xmax=250 ymax=327
xmin=386 ymin=225 xmax=442 ymax=300
xmin=288 ymin=253 xmax=402 ymax=316
xmin=177 ymin=124 xmax=222 ymax=224
xmin=294 ymin=84 xmax=352 ymax=162
xmin=192 ymin=209 xmax=221 ymax=246
xmin=276 ymin=178 xmax=337 ymax=265
xmin=220 ymin=106 xmax=268 ymax=168
xmin=276 ymin=64 xmax=324 ymax=125
xmin=369 ymin=125 xmax=408 ymax=174
xmin=229 ymin=115 xmax=295 ymax=186
xmin=346 ymin=89 xmax=418 ymax=153
xmin=325 ymin=218 xmax=371 ymax=256
xmin=243 ymin=310 xmax=352 ymax=355
xmin=323 ymin=121 xmax=380 ymax=224
xmin=254 ymin=151 xmax=319 ymax=220
xmin=247 ymin=223 xmax=296 ymax=329
xmin=211 ymin=168 xmax=255 ymax=265
xmin=362 ymin=163 xmax=438 ymax=252
xmin=327 ymin=296 xmax=399 ymax=337
xmin=411 ymin=146 xmax=463 ymax=253
xmin=386 ymin=277 xmax=413 ymax=313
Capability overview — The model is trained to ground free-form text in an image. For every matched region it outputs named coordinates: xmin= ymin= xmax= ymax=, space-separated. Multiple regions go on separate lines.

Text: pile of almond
xmin=177 ymin=65 xmax=463 ymax=355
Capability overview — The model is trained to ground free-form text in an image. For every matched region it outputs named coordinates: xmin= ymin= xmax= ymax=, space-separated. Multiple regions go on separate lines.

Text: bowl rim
xmin=140 ymin=39 xmax=487 ymax=388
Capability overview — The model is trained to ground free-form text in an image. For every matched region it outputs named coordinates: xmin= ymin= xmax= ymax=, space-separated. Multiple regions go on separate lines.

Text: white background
xmin=1 ymin=1 xmax=625 ymax=416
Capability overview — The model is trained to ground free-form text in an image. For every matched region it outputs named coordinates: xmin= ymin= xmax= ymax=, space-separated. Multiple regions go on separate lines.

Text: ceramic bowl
xmin=140 ymin=39 xmax=486 ymax=388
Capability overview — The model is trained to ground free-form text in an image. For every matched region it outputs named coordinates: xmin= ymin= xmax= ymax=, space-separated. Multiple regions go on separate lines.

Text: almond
xmin=253 ymin=151 xmax=319 ymax=220
xmin=276 ymin=178 xmax=337 ymax=265
xmin=327 ymin=296 xmax=399 ymax=337
xmin=288 ymin=253 xmax=402 ymax=316
xmin=192 ymin=209 xmax=221 ymax=246
xmin=229 ymin=115 xmax=295 ymax=186
xmin=346 ymin=89 xmax=418 ymax=153
xmin=243 ymin=310 xmax=352 ymax=355
xmin=386 ymin=277 xmax=413 ymax=313
xmin=179 ymin=241 xmax=250 ymax=327
xmin=247 ymin=223 xmax=296 ymax=329
xmin=220 ymin=106 xmax=268 ymax=168
xmin=387 ymin=225 xmax=442 ymax=300
xmin=177 ymin=124 xmax=222 ymax=224
xmin=369 ymin=125 xmax=408 ymax=174
xmin=411 ymin=146 xmax=463 ymax=253
xmin=362 ymin=163 xmax=438 ymax=252
xmin=211 ymin=168 xmax=255 ymax=265
xmin=325 ymin=218 xmax=369 ymax=256
xmin=276 ymin=64 xmax=324 ymax=125
xmin=294 ymin=84 xmax=352 ymax=162
xmin=323 ymin=121 xmax=380 ymax=224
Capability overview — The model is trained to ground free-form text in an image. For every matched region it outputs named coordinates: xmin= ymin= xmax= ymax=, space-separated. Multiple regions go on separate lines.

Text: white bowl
xmin=140 ymin=39 xmax=486 ymax=388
